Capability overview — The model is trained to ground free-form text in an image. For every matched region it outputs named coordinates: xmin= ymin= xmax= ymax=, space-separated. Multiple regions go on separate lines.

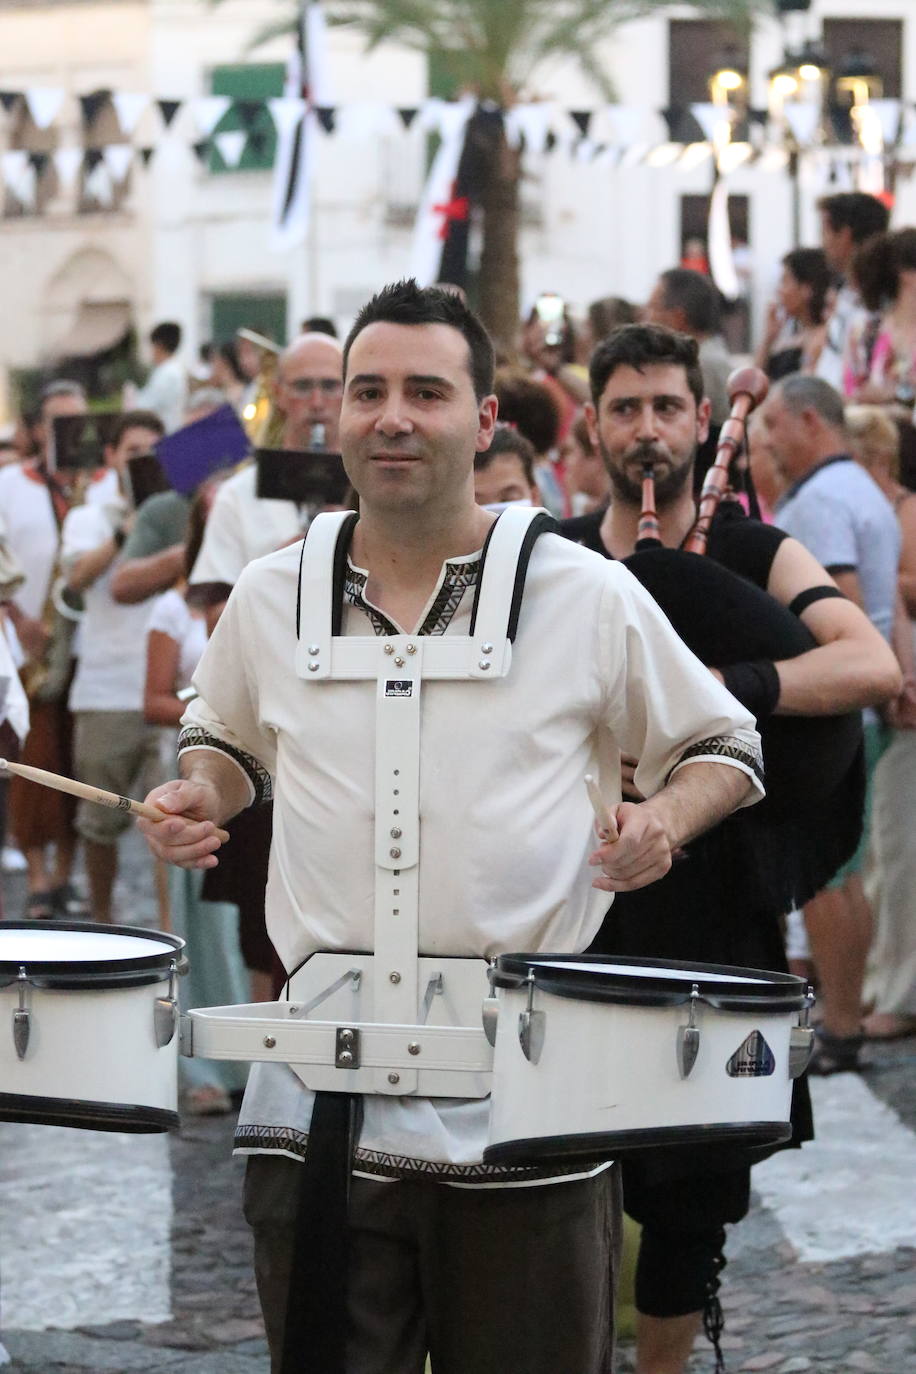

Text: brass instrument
xmin=20 ymin=466 xmax=90 ymax=703
xmin=237 ymin=328 xmax=284 ymax=448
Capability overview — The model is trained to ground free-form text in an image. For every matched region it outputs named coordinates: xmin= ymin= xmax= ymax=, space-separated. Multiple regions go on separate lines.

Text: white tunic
xmin=180 ymin=530 xmax=763 ymax=1179
xmin=188 ymin=463 xmax=302 ymax=590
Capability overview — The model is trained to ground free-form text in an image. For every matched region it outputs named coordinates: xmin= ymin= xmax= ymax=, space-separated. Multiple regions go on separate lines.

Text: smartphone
xmin=255 ymin=448 xmax=349 ymax=506
xmin=49 ymin=414 xmax=120 ymax=472
xmin=534 ymin=293 xmax=566 ymax=347
xmin=125 ymin=452 xmax=172 ymax=510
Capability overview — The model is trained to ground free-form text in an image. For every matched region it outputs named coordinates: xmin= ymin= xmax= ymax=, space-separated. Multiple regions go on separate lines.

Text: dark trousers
xmin=244 ymin=1155 xmax=622 ymax=1374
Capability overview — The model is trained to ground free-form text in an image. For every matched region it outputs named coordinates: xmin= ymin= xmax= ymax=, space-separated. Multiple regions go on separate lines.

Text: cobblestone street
xmin=2 ymin=832 xmax=915 ymax=1373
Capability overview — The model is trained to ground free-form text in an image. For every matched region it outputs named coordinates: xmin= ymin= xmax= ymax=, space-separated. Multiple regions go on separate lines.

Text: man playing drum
xmin=139 ymin=282 xmax=763 ymax=1374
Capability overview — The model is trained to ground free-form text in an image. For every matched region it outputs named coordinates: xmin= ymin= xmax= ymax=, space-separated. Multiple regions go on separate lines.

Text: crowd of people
xmin=0 ymin=189 xmax=913 ymax=1374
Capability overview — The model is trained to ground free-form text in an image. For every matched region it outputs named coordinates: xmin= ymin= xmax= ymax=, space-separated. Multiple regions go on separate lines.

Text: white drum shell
xmin=0 ymin=978 xmax=178 ymax=1119
xmin=0 ymin=924 xmax=182 ymax=1131
xmin=487 ymin=984 xmax=796 ymax=1157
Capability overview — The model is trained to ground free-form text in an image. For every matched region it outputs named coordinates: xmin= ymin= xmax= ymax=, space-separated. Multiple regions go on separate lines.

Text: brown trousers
xmin=244 ymin=1155 xmax=622 ymax=1374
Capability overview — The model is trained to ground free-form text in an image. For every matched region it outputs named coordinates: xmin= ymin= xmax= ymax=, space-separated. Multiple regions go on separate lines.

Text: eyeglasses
xmin=284 ymin=377 xmax=343 ymax=395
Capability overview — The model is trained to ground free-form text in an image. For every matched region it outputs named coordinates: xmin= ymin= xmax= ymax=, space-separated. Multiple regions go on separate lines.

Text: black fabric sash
xmin=280 ymin=1091 xmax=362 ymax=1374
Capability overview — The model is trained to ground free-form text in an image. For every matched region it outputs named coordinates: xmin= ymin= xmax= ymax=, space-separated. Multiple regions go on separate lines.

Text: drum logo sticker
xmin=726 ymin=1030 xmax=776 ymax=1078
xmin=385 ymin=680 xmax=413 ymax=697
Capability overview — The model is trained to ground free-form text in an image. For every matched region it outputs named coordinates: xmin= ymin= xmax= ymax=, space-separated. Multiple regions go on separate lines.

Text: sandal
xmin=807 ymin=1025 xmax=864 ymax=1076
xmin=24 ymin=890 xmax=55 ymax=920
xmin=50 ymin=883 xmax=92 ymax=921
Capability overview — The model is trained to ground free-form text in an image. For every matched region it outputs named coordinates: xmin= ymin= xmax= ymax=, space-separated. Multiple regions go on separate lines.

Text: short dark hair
xmin=109 ymin=409 xmax=165 ymax=450
xmin=475 ymin=424 xmax=536 ymax=485
xmin=493 ymin=369 xmax=560 ymax=455
xmin=587 ymin=295 xmax=637 ymax=343
xmin=852 ymin=228 xmax=916 ymax=313
xmin=782 ymin=247 xmax=833 ymax=324
xmin=589 ymin=324 xmax=705 ymax=408
xmin=776 ymin=375 xmax=847 ymax=432
xmin=303 ymin=315 xmax=338 ymax=338
xmin=343 ymin=279 xmax=495 ymax=400
xmin=817 ymin=192 xmax=890 ymax=245
xmin=150 ymin=321 xmax=181 ymax=354
xmin=657 ymin=268 xmax=721 ymax=335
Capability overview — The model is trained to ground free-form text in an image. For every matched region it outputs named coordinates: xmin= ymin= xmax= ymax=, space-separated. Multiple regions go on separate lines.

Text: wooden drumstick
xmin=584 ymin=774 xmax=619 ymax=842
xmin=0 ymin=758 xmax=230 ymax=844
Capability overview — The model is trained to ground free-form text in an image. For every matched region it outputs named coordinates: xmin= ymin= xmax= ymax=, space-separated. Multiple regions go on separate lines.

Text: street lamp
xmin=768 ymin=44 xmax=830 ymax=246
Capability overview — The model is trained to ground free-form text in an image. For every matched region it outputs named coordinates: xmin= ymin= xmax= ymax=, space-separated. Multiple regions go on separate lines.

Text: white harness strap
xmin=290 ymin=507 xmax=554 ymax=1095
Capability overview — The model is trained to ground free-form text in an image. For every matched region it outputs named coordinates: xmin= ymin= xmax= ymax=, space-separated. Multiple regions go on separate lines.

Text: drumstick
xmin=584 ymin=774 xmax=619 ymax=842
xmin=0 ymin=759 xmax=230 ymax=844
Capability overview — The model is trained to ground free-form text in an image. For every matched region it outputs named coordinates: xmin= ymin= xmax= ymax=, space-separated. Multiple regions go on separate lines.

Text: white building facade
xmin=0 ymin=0 xmax=913 ymax=416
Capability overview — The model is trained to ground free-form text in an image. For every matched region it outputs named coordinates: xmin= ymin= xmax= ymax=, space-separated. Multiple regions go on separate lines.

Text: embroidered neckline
xmin=344 ymin=554 xmax=480 ymax=638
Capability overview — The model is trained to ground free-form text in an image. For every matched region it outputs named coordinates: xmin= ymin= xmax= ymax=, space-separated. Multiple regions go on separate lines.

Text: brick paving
xmin=2 ymin=831 xmax=915 ymax=1373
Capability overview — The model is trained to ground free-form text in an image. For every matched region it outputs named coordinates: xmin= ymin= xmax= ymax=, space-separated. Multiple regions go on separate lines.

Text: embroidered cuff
xmin=669 ymin=734 xmax=765 ymax=790
xmin=177 ymin=725 xmax=273 ymax=806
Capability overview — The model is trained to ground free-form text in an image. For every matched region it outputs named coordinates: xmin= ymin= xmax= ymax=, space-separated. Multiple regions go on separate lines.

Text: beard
xmin=599 ymin=438 xmax=695 ymax=507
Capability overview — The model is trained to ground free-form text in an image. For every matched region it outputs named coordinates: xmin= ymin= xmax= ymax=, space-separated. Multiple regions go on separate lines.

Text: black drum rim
xmin=0 ymin=920 xmax=185 ymax=987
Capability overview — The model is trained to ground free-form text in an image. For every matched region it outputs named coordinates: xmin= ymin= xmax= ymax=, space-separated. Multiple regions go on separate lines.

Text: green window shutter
xmin=209 ymin=63 xmax=286 ymax=174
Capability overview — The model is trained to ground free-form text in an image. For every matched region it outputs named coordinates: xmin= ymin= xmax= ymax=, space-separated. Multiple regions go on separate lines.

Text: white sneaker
xmin=1 ymin=846 xmax=26 ymax=873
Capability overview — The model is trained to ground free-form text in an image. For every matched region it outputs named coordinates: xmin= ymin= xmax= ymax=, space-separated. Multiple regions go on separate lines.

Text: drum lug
xmin=518 ymin=969 xmax=546 ymax=1065
xmin=12 ymin=966 xmax=30 ymax=1061
xmin=482 ymin=961 xmax=499 ymax=1048
xmin=154 ymin=962 xmax=179 ymax=1049
xmin=788 ymin=987 xmax=816 ymax=1079
xmin=676 ymin=984 xmax=701 ymax=1079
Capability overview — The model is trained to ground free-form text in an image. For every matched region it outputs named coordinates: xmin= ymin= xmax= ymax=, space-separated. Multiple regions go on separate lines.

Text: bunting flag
xmin=191 ymin=95 xmax=231 ymax=137
xmin=24 ymin=87 xmax=65 ymax=131
xmin=0 ymin=92 xmax=20 ymax=114
xmin=782 ymin=101 xmax=821 ymax=148
xmin=53 ymin=147 xmax=84 ymax=189
xmin=112 ymin=91 xmax=149 ymax=137
xmin=270 ymin=0 xmax=333 ymax=255
xmin=397 ymin=108 xmax=419 ymax=130
xmin=156 ymin=99 xmax=182 ymax=130
xmin=102 ymin=143 xmax=134 ymax=183
xmin=79 ymin=90 xmax=110 ymax=127
xmin=214 ymin=130 xmax=247 ymax=168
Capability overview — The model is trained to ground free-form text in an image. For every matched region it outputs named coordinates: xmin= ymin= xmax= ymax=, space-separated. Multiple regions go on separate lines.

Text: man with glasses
xmin=190 ymin=332 xmax=344 ymax=600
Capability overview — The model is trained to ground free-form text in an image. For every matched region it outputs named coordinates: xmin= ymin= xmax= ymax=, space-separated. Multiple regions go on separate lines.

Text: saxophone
xmin=20 ymin=468 xmax=88 ymax=703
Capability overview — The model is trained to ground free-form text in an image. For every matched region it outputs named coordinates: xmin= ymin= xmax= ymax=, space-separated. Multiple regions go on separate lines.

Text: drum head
xmin=491 ymin=952 xmax=807 ymax=1013
xmin=0 ymin=921 xmax=184 ymax=989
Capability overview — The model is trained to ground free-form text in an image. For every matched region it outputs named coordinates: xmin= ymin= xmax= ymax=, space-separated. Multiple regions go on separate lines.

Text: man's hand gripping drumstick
xmin=0 ymin=758 xmax=230 ymax=852
xmin=584 ymin=769 xmax=717 ymax=894
xmin=138 ymin=752 xmax=254 ymax=871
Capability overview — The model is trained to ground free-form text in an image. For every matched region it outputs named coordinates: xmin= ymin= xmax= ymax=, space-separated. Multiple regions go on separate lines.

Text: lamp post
xmin=767 ymin=43 xmax=830 ymax=246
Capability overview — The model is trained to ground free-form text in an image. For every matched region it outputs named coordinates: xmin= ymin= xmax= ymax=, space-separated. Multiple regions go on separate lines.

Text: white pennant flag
xmin=504 ymin=102 xmax=555 ymax=154
xmin=53 ymin=147 xmax=84 ymax=189
xmin=85 ymin=161 xmax=113 ymax=206
xmin=24 ymin=87 xmax=65 ymax=130
xmin=268 ymin=96 xmax=307 ymax=140
xmin=111 ymin=91 xmax=148 ymax=137
xmin=214 ymin=130 xmax=247 ymax=168
xmin=690 ymin=102 xmax=728 ymax=146
xmin=103 ymin=144 xmax=134 ymax=183
xmin=708 ymin=177 xmax=740 ymax=301
xmin=603 ymin=105 xmax=645 ymax=149
xmin=783 ymin=102 xmax=821 ymax=148
xmin=868 ymin=99 xmax=902 ymax=148
xmin=2 ymin=152 xmax=36 ymax=209
xmin=191 ymin=95 xmax=231 ymax=137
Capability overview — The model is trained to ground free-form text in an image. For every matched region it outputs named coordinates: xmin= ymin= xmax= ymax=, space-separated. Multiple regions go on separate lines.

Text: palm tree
xmin=250 ymin=0 xmax=756 ymax=350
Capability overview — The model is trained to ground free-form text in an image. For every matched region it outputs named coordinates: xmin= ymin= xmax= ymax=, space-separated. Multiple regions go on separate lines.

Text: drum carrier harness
xmin=182 ymin=505 xmax=557 ymax=1093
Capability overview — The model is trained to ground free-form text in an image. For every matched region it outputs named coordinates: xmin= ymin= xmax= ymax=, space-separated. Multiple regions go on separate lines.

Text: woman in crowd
xmin=144 ymin=473 xmax=249 ymax=1113
xmin=755 ymin=248 xmax=831 ymax=380
xmin=845 ymin=227 xmax=916 ymax=409
xmin=493 ymin=368 xmax=569 ymax=517
xmin=561 ymin=414 xmax=609 ymax=516
xmin=847 ymin=405 xmax=916 ymax=1041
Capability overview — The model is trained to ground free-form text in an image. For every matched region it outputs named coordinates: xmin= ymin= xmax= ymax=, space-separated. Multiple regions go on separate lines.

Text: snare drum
xmin=484 ymin=954 xmax=812 ymax=1166
xmin=0 ymin=922 xmax=185 ymax=1133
